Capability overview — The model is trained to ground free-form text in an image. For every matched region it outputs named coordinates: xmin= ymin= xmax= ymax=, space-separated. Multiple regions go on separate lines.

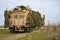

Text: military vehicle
xmin=4 ymin=5 xmax=45 ymax=32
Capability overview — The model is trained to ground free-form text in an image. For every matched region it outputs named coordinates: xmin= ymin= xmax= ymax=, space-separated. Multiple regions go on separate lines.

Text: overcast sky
xmin=0 ymin=0 xmax=60 ymax=25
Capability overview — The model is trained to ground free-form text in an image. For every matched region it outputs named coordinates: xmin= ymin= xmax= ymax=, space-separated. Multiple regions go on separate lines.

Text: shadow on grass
xmin=11 ymin=31 xmax=30 ymax=34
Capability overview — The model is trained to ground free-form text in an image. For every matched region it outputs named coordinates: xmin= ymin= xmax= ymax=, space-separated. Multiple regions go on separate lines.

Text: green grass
xmin=17 ymin=30 xmax=58 ymax=40
xmin=0 ymin=29 xmax=15 ymax=40
xmin=0 ymin=27 xmax=59 ymax=40
xmin=17 ymin=31 xmax=47 ymax=40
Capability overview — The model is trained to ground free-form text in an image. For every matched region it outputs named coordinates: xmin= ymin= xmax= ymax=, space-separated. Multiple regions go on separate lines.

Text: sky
xmin=0 ymin=0 xmax=60 ymax=25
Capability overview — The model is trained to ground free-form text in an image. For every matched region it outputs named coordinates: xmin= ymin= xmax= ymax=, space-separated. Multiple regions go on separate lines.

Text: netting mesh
xmin=4 ymin=5 xmax=45 ymax=28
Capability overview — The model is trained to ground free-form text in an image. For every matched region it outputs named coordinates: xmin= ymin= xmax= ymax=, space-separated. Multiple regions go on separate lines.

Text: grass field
xmin=17 ymin=25 xmax=60 ymax=40
xmin=17 ymin=31 xmax=46 ymax=40
xmin=0 ymin=29 xmax=16 ymax=40
xmin=17 ymin=30 xmax=57 ymax=40
xmin=0 ymin=25 xmax=60 ymax=40
xmin=0 ymin=29 xmax=52 ymax=40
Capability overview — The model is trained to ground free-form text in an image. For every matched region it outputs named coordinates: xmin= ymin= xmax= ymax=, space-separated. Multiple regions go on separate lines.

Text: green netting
xmin=4 ymin=5 xmax=45 ymax=28
xmin=4 ymin=11 xmax=9 ymax=28
xmin=26 ymin=10 xmax=45 ymax=28
xmin=26 ymin=12 xmax=35 ymax=27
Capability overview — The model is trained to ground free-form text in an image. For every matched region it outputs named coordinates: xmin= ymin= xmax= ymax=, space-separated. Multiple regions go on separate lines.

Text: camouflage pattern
xmin=4 ymin=5 xmax=45 ymax=32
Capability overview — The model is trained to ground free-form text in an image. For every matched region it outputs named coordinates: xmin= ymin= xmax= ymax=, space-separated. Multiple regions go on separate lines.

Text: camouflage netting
xmin=4 ymin=5 xmax=45 ymax=28
xmin=4 ymin=10 xmax=10 ymax=28
xmin=14 ymin=5 xmax=27 ymax=10
xmin=26 ymin=10 xmax=45 ymax=28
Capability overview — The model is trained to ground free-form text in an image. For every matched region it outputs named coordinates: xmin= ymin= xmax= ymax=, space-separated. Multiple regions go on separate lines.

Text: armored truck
xmin=4 ymin=5 xmax=45 ymax=32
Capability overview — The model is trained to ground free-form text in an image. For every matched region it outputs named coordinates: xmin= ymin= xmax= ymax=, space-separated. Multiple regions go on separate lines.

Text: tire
xmin=24 ymin=28 xmax=27 ymax=32
xmin=10 ymin=29 xmax=14 ymax=33
xmin=9 ymin=27 xmax=15 ymax=33
xmin=24 ymin=27 xmax=32 ymax=32
xmin=27 ymin=28 xmax=32 ymax=32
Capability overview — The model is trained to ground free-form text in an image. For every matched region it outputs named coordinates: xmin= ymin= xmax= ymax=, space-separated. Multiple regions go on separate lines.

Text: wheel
xmin=24 ymin=27 xmax=32 ymax=32
xmin=10 ymin=29 xmax=14 ymax=33
xmin=9 ymin=27 xmax=15 ymax=33
xmin=27 ymin=27 xmax=32 ymax=32
xmin=24 ymin=28 xmax=27 ymax=32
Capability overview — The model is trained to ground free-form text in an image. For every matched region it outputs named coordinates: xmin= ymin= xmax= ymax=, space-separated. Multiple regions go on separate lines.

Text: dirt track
xmin=0 ymin=27 xmax=28 ymax=40
xmin=4 ymin=33 xmax=28 ymax=40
